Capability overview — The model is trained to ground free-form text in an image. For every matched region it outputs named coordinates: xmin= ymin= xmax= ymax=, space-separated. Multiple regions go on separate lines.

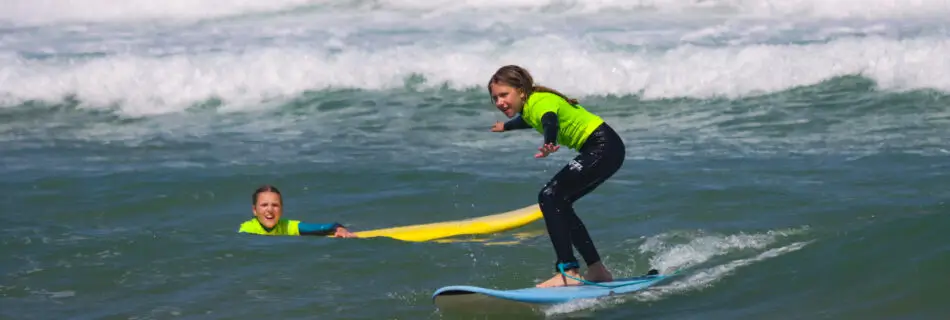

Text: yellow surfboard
xmin=351 ymin=204 xmax=542 ymax=242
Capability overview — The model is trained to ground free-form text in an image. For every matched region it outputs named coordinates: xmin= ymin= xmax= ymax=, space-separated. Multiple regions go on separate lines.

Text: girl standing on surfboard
xmin=238 ymin=184 xmax=357 ymax=238
xmin=488 ymin=65 xmax=622 ymax=288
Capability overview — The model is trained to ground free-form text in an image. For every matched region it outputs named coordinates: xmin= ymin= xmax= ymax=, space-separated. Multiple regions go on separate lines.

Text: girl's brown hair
xmin=252 ymin=184 xmax=282 ymax=205
xmin=487 ymin=65 xmax=579 ymax=105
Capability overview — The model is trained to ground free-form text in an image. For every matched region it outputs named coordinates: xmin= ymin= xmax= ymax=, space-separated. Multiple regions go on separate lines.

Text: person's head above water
xmin=252 ymin=184 xmax=283 ymax=229
xmin=487 ymin=65 xmax=579 ymax=119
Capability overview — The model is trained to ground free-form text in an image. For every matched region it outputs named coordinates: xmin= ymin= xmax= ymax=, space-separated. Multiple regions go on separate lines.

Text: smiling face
xmin=252 ymin=191 xmax=283 ymax=229
xmin=490 ymin=82 xmax=526 ymax=118
xmin=487 ymin=65 xmax=535 ymax=118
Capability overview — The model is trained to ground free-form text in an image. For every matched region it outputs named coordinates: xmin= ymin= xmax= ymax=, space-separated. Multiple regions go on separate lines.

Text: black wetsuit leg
xmin=537 ymin=122 xmax=626 ymax=271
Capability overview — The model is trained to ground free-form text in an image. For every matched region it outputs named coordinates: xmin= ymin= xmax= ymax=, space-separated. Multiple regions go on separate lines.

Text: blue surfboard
xmin=432 ymin=269 xmax=674 ymax=305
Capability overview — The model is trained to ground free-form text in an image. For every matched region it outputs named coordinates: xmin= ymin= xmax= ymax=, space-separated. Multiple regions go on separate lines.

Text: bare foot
xmin=583 ymin=262 xmax=613 ymax=283
xmin=536 ymin=269 xmax=584 ymax=288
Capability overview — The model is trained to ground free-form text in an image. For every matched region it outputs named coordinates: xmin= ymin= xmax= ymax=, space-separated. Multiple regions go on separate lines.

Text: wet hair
xmin=487 ymin=65 xmax=578 ymax=105
xmin=252 ymin=184 xmax=282 ymax=205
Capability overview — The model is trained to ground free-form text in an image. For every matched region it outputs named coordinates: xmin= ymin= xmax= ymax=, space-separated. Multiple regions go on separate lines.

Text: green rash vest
xmin=239 ymin=218 xmax=301 ymax=236
xmin=520 ymin=92 xmax=604 ymax=151
xmin=238 ymin=218 xmax=343 ymax=236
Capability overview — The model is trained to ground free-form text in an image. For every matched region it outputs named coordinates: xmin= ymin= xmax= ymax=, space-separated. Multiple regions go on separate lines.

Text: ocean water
xmin=2 ymin=0 xmax=949 ymax=319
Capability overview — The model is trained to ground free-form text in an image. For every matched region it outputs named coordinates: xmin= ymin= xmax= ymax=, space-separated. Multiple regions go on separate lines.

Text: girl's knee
xmin=538 ymin=188 xmax=551 ymax=206
xmin=539 ymin=183 xmax=572 ymax=210
xmin=538 ymin=182 xmax=557 ymax=204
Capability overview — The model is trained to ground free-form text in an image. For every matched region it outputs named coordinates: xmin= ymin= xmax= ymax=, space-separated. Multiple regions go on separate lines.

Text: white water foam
xmin=636 ymin=241 xmax=811 ymax=300
xmin=2 ymin=35 xmax=948 ymax=116
xmin=541 ymin=229 xmax=811 ymax=316
xmin=1 ymin=0 xmax=319 ymax=26
xmin=638 ymin=227 xmax=810 ymax=273
xmin=4 ymin=0 xmax=950 ymax=26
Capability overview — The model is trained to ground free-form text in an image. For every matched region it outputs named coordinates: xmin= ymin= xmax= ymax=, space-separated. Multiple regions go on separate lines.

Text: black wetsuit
xmin=504 ymin=113 xmax=626 ymax=272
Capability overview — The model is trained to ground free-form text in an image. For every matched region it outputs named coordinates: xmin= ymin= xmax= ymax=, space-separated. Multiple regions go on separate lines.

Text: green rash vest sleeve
xmin=522 ymin=91 xmax=605 ymax=150
xmin=298 ymin=222 xmax=342 ymax=236
xmin=522 ymin=93 xmax=562 ymax=146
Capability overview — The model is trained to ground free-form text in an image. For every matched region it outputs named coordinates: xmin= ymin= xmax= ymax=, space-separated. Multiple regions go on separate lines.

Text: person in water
xmin=488 ymin=65 xmax=624 ymax=288
xmin=238 ymin=185 xmax=357 ymax=237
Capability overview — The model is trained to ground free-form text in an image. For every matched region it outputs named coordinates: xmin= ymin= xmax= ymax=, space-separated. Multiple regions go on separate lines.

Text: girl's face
xmin=490 ymin=82 xmax=525 ymax=118
xmin=252 ymin=191 xmax=282 ymax=229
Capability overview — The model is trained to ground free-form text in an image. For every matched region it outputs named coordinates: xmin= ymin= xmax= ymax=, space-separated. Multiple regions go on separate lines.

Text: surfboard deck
xmin=348 ymin=204 xmax=542 ymax=242
xmin=433 ymin=269 xmax=672 ymax=306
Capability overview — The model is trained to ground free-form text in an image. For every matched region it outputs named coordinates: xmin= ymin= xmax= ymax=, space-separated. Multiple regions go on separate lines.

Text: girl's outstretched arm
xmin=504 ymin=115 xmax=532 ymax=131
xmin=298 ymin=222 xmax=343 ymax=236
xmin=492 ymin=115 xmax=530 ymax=132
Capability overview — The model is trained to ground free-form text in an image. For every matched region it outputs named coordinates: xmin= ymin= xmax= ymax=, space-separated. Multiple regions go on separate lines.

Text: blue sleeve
xmin=298 ymin=222 xmax=342 ymax=236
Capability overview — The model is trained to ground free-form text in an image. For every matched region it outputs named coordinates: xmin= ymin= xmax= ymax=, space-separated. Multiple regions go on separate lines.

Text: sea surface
xmin=2 ymin=0 xmax=949 ymax=319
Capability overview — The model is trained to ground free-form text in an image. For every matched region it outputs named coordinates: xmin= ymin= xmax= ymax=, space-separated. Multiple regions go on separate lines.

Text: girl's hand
xmin=491 ymin=121 xmax=505 ymax=132
xmin=334 ymin=226 xmax=358 ymax=238
xmin=535 ymin=143 xmax=560 ymax=158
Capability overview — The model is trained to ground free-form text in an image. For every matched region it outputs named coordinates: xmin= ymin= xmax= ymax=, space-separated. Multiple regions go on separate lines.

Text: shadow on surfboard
xmin=432 ymin=269 xmax=676 ymax=317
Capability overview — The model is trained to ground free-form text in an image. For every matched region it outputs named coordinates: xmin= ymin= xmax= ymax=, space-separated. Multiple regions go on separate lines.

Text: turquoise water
xmin=2 ymin=1 xmax=950 ymax=319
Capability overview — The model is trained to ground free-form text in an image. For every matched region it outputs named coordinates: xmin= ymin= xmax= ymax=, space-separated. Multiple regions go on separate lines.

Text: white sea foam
xmin=4 ymin=0 xmax=950 ymax=26
xmin=2 ymin=35 xmax=947 ymax=116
